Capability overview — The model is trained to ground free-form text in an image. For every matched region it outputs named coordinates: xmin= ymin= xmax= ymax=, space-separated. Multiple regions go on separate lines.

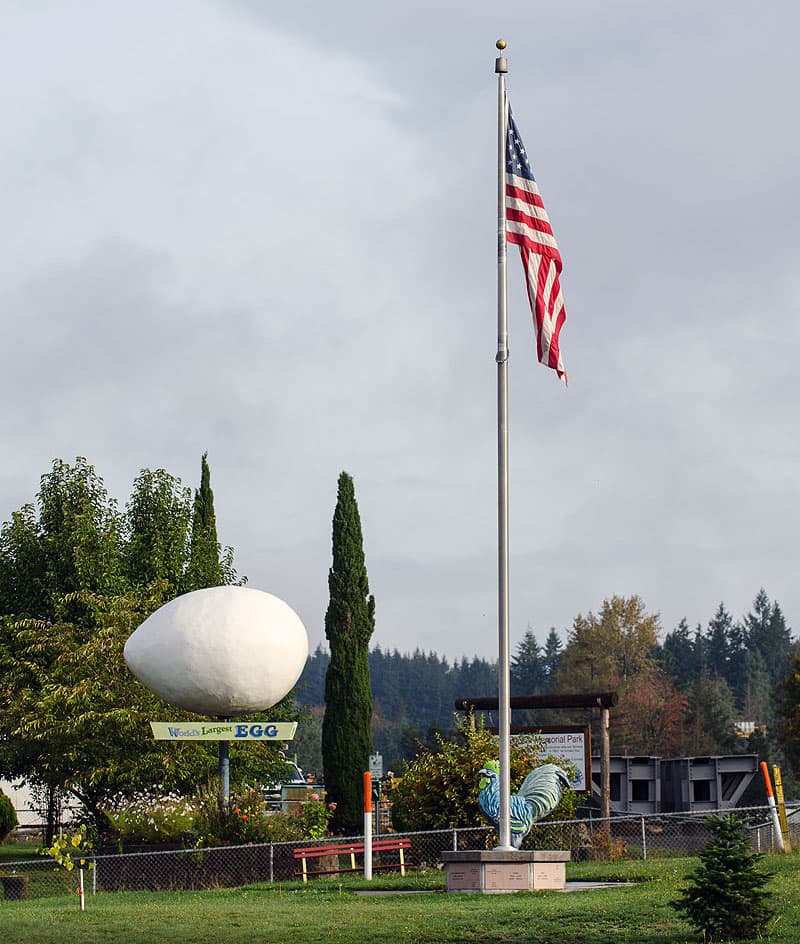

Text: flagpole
xmin=494 ymin=38 xmax=513 ymax=852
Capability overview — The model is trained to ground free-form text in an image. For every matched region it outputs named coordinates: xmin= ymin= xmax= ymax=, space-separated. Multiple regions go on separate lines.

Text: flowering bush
xmin=96 ymin=783 xmax=336 ymax=848
xmin=101 ymin=789 xmax=197 ymax=846
xmin=42 ymin=824 xmax=95 ymax=872
xmin=296 ymin=795 xmax=336 ymax=839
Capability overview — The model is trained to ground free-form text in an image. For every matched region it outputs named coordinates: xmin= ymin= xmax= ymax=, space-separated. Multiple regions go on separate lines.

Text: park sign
xmin=499 ymin=725 xmax=591 ymax=791
xmin=150 ymin=721 xmax=298 ymax=741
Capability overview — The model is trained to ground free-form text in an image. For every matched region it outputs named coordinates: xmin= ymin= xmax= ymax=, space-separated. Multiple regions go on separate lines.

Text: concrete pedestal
xmin=440 ymin=849 xmax=569 ymax=893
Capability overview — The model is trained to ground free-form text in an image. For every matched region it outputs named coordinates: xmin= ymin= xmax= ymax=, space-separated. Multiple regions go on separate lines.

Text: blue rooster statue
xmin=477 ymin=760 xmax=571 ymax=848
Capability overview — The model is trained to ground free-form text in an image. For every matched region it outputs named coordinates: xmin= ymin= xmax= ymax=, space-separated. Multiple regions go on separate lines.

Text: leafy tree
xmin=672 ymin=813 xmax=773 ymax=941
xmin=122 ymin=468 xmax=192 ymax=598
xmin=614 ymin=665 xmax=689 ymax=755
xmin=0 ymin=589 xmax=294 ymax=832
xmin=321 ymin=471 xmax=375 ymax=834
xmin=36 ymin=457 xmax=123 ymax=606
xmin=557 ymin=594 xmax=660 ymax=690
xmin=390 ymin=715 xmax=576 ymax=834
xmin=0 ymin=456 xmax=259 ymax=834
xmin=0 ymin=787 xmax=17 ymax=841
xmin=0 ymin=504 xmax=48 ymax=618
xmin=511 ymin=627 xmax=546 ymax=696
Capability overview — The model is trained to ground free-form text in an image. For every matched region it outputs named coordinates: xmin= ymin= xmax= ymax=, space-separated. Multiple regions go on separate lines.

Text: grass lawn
xmin=1 ymin=842 xmax=43 ymax=863
xmin=1 ymin=854 xmax=799 ymax=944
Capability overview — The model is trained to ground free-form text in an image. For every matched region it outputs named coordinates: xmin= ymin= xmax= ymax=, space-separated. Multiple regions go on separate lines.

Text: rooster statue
xmin=477 ymin=760 xmax=571 ymax=848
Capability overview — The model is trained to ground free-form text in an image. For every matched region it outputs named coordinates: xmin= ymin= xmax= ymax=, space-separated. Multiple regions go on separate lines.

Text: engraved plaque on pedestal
xmin=532 ymin=863 xmax=566 ymax=889
xmin=485 ymin=863 xmax=530 ymax=891
xmin=446 ymin=864 xmax=481 ymax=891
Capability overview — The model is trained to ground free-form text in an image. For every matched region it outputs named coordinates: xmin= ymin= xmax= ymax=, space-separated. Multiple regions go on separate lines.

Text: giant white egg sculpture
xmin=124 ymin=586 xmax=308 ymax=716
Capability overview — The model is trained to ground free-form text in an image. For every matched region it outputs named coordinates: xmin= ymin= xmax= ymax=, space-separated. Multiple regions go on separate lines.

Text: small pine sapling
xmin=672 ymin=813 xmax=774 ymax=941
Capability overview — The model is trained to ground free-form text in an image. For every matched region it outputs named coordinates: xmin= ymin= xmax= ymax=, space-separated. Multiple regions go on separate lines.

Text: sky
xmin=2 ymin=1 xmax=799 ymax=661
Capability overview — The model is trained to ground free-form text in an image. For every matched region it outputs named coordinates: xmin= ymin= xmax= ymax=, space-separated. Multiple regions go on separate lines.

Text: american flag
xmin=505 ymin=107 xmax=567 ymax=383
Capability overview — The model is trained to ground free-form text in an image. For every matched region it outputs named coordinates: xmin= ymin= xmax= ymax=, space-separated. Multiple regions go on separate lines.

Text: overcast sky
xmin=2 ymin=2 xmax=799 ymax=661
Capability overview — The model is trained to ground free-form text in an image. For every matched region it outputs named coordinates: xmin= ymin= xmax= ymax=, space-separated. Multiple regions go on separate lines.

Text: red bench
xmin=293 ymin=837 xmax=411 ymax=882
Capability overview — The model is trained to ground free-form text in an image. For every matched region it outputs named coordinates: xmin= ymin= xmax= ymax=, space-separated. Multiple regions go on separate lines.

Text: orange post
xmin=760 ymin=761 xmax=774 ymax=797
xmin=760 ymin=761 xmax=785 ymax=852
xmin=363 ymin=772 xmax=373 ymax=813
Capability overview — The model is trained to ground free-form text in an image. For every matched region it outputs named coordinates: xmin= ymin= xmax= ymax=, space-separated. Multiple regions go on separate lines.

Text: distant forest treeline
xmin=295 ymin=589 xmax=800 ymax=784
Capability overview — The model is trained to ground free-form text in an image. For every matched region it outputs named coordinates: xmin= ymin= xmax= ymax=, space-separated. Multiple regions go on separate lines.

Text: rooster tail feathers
xmin=516 ymin=763 xmax=571 ymax=821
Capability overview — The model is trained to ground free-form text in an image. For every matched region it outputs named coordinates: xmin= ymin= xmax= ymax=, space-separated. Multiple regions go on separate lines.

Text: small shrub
xmin=672 ymin=813 xmax=774 ymax=941
xmin=588 ymin=828 xmax=628 ymax=861
xmin=0 ymin=788 xmax=17 ymax=841
xmin=42 ymin=823 xmax=95 ymax=872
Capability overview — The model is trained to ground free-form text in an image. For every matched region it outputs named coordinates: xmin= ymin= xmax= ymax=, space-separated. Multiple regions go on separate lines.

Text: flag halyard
xmin=505 ymin=108 xmax=567 ymax=383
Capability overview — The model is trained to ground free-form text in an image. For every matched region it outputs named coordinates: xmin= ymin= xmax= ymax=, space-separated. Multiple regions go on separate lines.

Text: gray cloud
xmin=1 ymin=1 xmax=799 ymax=660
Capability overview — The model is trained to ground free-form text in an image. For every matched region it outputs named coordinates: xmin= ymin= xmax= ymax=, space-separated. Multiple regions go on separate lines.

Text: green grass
xmin=1 ymin=854 xmax=799 ymax=944
xmin=1 ymin=842 xmax=43 ymax=863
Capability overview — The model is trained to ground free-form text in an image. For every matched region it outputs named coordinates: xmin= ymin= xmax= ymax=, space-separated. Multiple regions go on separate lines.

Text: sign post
xmin=363 ymin=771 xmax=373 ymax=881
xmin=150 ymin=721 xmax=298 ymax=809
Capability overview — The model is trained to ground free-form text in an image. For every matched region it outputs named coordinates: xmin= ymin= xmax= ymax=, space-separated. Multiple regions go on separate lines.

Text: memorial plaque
xmin=446 ymin=864 xmax=481 ymax=891
xmin=532 ymin=863 xmax=565 ymax=889
xmin=485 ymin=863 xmax=529 ymax=891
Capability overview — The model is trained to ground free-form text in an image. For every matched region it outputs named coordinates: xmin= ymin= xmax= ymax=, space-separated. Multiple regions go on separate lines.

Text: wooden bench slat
xmin=293 ymin=838 xmax=411 ymax=882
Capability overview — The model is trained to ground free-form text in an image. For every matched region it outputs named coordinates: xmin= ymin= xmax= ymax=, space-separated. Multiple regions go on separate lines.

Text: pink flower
xmin=310 ymin=793 xmax=320 ymax=801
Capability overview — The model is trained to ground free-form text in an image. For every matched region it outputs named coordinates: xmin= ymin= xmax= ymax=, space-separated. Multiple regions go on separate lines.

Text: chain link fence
xmin=2 ymin=804 xmax=797 ymax=901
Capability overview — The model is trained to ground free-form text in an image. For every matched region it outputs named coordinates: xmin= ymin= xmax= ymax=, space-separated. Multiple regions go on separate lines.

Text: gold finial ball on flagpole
xmin=496 ymin=39 xmax=507 ymax=50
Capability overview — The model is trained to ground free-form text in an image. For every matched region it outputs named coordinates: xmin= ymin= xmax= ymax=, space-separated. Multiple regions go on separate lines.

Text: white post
xmin=78 ymin=867 xmax=85 ymax=911
xmin=363 ymin=771 xmax=373 ymax=880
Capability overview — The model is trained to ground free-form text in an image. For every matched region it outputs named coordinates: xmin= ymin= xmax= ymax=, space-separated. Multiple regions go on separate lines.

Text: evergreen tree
xmin=511 ymin=627 xmax=546 ymax=695
xmin=672 ymin=813 xmax=773 ymax=941
xmin=184 ymin=452 xmax=238 ymax=591
xmin=704 ymin=603 xmax=734 ymax=685
xmin=741 ymin=649 xmax=771 ymax=724
xmin=542 ymin=628 xmax=563 ymax=688
xmin=321 ymin=472 xmax=375 ymax=834
xmin=684 ymin=670 xmax=739 ymax=754
xmin=661 ymin=617 xmax=697 ymax=688
xmin=296 ymin=644 xmax=330 ymax=705
xmin=744 ymin=590 xmax=793 ymax=690
xmin=777 ymin=651 xmax=800 ymax=778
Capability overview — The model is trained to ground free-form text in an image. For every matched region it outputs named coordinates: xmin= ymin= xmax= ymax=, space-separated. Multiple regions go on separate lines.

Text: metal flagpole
xmin=494 ymin=39 xmax=513 ymax=851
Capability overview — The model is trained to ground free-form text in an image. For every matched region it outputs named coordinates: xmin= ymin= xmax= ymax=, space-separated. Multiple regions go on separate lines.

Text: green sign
xmin=150 ymin=721 xmax=297 ymax=741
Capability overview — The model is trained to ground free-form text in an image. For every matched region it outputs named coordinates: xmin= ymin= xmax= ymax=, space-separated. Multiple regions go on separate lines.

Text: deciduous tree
xmin=557 ymin=594 xmax=660 ymax=690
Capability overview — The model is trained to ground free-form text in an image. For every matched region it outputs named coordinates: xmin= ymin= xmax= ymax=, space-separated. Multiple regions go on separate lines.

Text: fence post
xmin=269 ymin=843 xmax=274 ymax=884
xmin=640 ymin=817 xmax=647 ymax=861
xmin=92 ymin=858 xmax=97 ymax=895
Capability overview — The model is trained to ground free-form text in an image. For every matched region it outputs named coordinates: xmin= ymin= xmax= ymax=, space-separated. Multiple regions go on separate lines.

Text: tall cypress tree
xmin=184 ymin=452 xmax=236 ymax=591
xmin=322 ymin=471 xmax=375 ymax=834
